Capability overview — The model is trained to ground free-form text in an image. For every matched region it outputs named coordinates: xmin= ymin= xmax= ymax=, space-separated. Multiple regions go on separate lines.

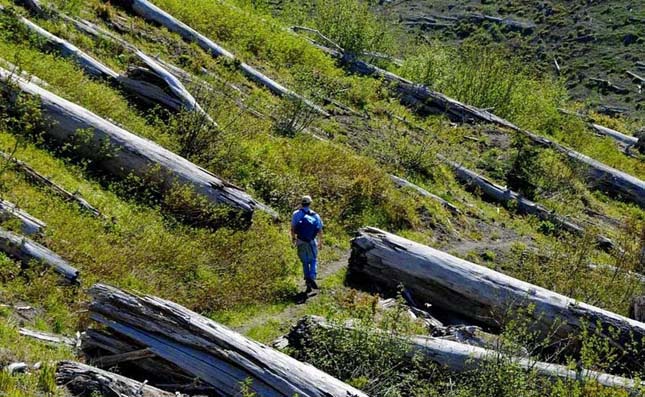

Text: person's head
xmin=301 ymin=195 xmax=313 ymax=208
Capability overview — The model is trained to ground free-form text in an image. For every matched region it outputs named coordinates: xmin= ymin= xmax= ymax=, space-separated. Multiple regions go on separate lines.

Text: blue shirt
xmin=291 ymin=207 xmax=323 ymax=239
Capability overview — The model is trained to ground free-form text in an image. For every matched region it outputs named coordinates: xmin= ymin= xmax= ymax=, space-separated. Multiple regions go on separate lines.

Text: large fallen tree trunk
xmin=288 ymin=316 xmax=643 ymax=391
xmin=301 ymin=40 xmax=645 ymax=208
xmin=349 ymin=227 xmax=645 ymax=361
xmin=0 ymin=67 xmax=275 ymax=219
xmin=117 ymin=0 xmax=328 ymax=117
xmin=0 ymin=198 xmax=46 ymax=236
xmin=439 ymin=156 xmax=616 ymax=251
xmin=0 ymin=226 xmax=78 ymax=282
xmin=0 ymin=151 xmax=102 ymax=218
xmin=85 ymin=283 xmax=367 ymax=397
xmin=56 ymin=361 xmax=179 ymax=397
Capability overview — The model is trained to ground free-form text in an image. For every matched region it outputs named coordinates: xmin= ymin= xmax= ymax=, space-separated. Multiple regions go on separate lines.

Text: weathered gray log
xmin=56 ymin=361 xmax=179 ymax=397
xmin=94 ymin=348 xmax=156 ymax=368
xmin=11 ymin=9 xmax=211 ymax=119
xmin=19 ymin=328 xmax=77 ymax=347
xmin=0 ymin=67 xmax=275 ymax=219
xmin=10 ymin=12 xmax=118 ymax=80
xmin=82 ymin=329 xmax=193 ymax=383
xmin=5 ymin=362 xmax=28 ymax=374
xmin=289 ymin=316 xmax=643 ymax=391
xmin=349 ymin=227 xmax=645 ymax=358
xmin=0 ymin=199 xmax=46 ymax=236
xmin=0 ymin=151 xmax=102 ymax=218
xmin=117 ymin=0 xmax=328 ymax=117
xmin=305 ymin=41 xmax=645 ymax=207
xmin=390 ymin=174 xmax=461 ymax=215
xmin=439 ymin=156 xmax=616 ymax=251
xmin=0 ymin=226 xmax=78 ymax=282
xmin=591 ymin=124 xmax=639 ymax=146
xmin=0 ymin=57 xmax=49 ymax=87
xmin=630 ymin=296 xmax=645 ymax=322
xmin=627 ymin=71 xmax=645 ymax=84
xmin=87 ymin=283 xmax=367 ymax=397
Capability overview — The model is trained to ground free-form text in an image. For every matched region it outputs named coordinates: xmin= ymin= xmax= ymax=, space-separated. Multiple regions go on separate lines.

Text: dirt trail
xmin=235 ymin=250 xmax=350 ymax=335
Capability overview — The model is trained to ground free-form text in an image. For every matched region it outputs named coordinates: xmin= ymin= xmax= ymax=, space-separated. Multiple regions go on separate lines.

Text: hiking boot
xmin=310 ymin=279 xmax=319 ymax=290
xmin=305 ymin=279 xmax=313 ymax=294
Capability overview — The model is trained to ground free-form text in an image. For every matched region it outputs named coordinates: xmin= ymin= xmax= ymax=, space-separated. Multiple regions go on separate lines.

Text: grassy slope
xmin=0 ymin=0 xmax=642 ymax=395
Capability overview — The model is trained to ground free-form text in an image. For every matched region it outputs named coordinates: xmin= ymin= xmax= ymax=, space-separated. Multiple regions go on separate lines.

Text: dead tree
xmin=439 ymin=156 xmax=616 ymax=251
xmin=0 ymin=67 xmax=276 ymax=219
xmin=288 ymin=316 xmax=643 ymax=391
xmin=115 ymin=0 xmax=329 ymax=117
xmin=302 ymin=40 xmax=645 ymax=208
xmin=390 ymin=174 xmax=461 ymax=215
xmin=84 ymin=283 xmax=367 ymax=397
xmin=0 ymin=226 xmax=78 ymax=282
xmin=0 ymin=151 xmax=103 ymax=218
xmin=349 ymin=227 xmax=645 ymax=362
xmin=56 ymin=361 xmax=180 ymax=397
xmin=0 ymin=198 xmax=46 ymax=235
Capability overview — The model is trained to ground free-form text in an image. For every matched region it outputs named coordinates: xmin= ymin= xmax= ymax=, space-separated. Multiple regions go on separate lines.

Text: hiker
xmin=291 ymin=195 xmax=323 ymax=293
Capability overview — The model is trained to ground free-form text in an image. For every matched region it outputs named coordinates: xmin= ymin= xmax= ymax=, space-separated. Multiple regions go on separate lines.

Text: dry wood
xmin=305 ymin=41 xmax=645 ymax=207
xmin=439 ymin=156 xmax=616 ymax=251
xmin=86 ymin=283 xmax=368 ymax=397
xmin=0 ymin=67 xmax=275 ymax=219
xmin=591 ymin=124 xmax=639 ymax=146
xmin=390 ymin=174 xmax=461 ymax=215
xmin=0 ymin=151 xmax=102 ymax=218
xmin=627 ymin=70 xmax=645 ymax=84
xmin=56 ymin=361 xmax=179 ymax=397
xmin=94 ymin=348 xmax=156 ymax=368
xmin=0 ymin=198 xmax=46 ymax=236
xmin=349 ymin=227 xmax=645 ymax=360
xmin=630 ymin=296 xmax=645 ymax=322
xmin=0 ymin=226 xmax=78 ymax=282
xmin=19 ymin=327 xmax=77 ymax=347
xmin=289 ymin=316 xmax=643 ymax=391
xmin=118 ymin=0 xmax=328 ymax=116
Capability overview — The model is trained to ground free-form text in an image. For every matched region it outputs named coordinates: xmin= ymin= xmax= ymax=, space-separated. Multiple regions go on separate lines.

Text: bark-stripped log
xmin=349 ymin=227 xmax=645 ymax=360
xmin=0 ymin=226 xmax=78 ymax=282
xmin=590 ymin=124 xmax=638 ymax=147
xmin=86 ymin=283 xmax=367 ymax=397
xmin=0 ymin=199 xmax=46 ymax=236
xmin=19 ymin=328 xmax=77 ymax=347
xmin=305 ymin=42 xmax=645 ymax=207
xmin=12 ymin=13 xmax=119 ymax=80
xmin=116 ymin=0 xmax=328 ymax=116
xmin=0 ymin=151 xmax=102 ymax=218
xmin=438 ymin=156 xmax=616 ymax=251
xmin=56 ymin=361 xmax=179 ymax=397
xmin=0 ymin=67 xmax=275 ymax=219
xmin=289 ymin=316 xmax=643 ymax=391
xmin=389 ymin=174 xmax=461 ymax=215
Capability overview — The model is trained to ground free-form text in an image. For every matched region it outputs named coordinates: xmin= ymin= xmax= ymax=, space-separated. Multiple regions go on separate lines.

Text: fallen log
xmin=86 ymin=283 xmax=368 ymax=397
xmin=10 ymin=10 xmax=210 ymax=118
xmin=627 ymin=70 xmax=645 ymax=84
xmin=349 ymin=227 xmax=645 ymax=361
xmin=56 ymin=361 xmax=179 ymax=397
xmin=591 ymin=124 xmax=639 ymax=147
xmin=0 ymin=226 xmax=78 ymax=282
xmin=439 ymin=156 xmax=616 ymax=251
xmin=390 ymin=174 xmax=461 ymax=215
xmin=288 ymin=316 xmax=643 ymax=391
xmin=0 ymin=67 xmax=276 ymax=219
xmin=0 ymin=198 xmax=46 ymax=236
xmin=10 ymin=12 xmax=118 ymax=80
xmin=0 ymin=151 xmax=102 ymax=218
xmin=302 ymin=40 xmax=645 ymax=207
xmin=117 ymin=0 xmax=328 ymax=117
xmin=19 ymin=327 xmax=77 ymax=347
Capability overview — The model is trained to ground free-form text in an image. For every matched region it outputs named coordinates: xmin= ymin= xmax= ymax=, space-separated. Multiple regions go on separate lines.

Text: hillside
xmin=0 ymin=0 xmax=643 ymax=396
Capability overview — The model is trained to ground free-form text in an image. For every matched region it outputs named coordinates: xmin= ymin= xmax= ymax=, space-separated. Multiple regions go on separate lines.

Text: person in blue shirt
xmin=291 ymin=195 xmax=323 ymax=293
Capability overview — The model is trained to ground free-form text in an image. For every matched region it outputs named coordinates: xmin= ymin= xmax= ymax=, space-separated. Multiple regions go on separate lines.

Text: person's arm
xmin=317 ymin=229 xmax=323 ymax=249
xmin=290 ymin=225 xmax=297 ymax=246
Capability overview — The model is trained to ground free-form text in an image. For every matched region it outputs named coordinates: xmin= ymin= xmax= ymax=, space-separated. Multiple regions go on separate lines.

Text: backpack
xmin=295 ymin=209 xmax=320 ymax=242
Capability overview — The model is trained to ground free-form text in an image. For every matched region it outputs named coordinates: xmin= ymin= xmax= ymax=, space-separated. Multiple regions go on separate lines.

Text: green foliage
xmin=282 ymin=0 xmax=395 ymax=54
